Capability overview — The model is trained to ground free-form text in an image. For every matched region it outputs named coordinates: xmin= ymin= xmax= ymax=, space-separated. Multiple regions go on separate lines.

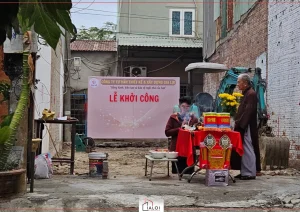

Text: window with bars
xmin=169 ymin=9 xmax=195 ymax=37
xmin=71 ymin=94 xmax=87 ymax=135
xmin=180 ymin=85 xmax=188 ymax=97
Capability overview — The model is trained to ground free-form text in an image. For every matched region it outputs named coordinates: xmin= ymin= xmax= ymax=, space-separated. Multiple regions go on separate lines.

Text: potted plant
xmin=0 ymin=81 xmax=25 ymax=197
xmin=0 ymin=113 xmax=27 ymax=197
xmin=0 ymin=46 xmax=31 ymax=197
xmin=218 ymin=92 xmax=243 ymax=128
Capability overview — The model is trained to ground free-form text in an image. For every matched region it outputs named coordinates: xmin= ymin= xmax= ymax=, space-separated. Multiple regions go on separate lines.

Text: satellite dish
xmin=194 ymin=92 xmax=214 ymax=116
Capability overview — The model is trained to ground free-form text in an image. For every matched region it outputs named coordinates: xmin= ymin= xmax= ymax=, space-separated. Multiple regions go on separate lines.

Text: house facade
xmin=203 ymin=0 xmax=268 ymax=97
xmin=203 ymin=0 xmax=300 ymax=163
xmin=117 ymin=0 xmax=204 ymax=98
xmin=70 ymin=40 xmax=117 ymax=135
xmin=70 ymin=40 xmax=117 ymax=91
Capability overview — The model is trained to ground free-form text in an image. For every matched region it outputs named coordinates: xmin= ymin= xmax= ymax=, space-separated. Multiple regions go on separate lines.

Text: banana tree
xmin=0 ymin=0 xmax=75 ymax=171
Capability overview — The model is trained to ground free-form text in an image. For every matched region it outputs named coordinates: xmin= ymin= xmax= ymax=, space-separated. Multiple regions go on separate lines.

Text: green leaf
xmin=0 ymin=127 xmax=10 ymax=145
xmin=1 ymin=113 xmax=14 ymax=128
xmin=43 ymin=6 xmax=74 ymax=35
xmin=32 ymin=4 xmax=61 ymax=50
xmin=55 ymin=10 xmax=74 ymax=35
xmin=19 ymin=0 xmax=35 ymax=28
xmin=40 ymin=0 xmax=72 ymax=11
xmin=17 ymin=13 xmax=30 ymax=33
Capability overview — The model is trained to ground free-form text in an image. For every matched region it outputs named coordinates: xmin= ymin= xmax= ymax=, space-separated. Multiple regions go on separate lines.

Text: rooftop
xmin=117 ymin=34 xmax=202 ymax=48
xmin=70 ymin=40 xmax=117 ymax=52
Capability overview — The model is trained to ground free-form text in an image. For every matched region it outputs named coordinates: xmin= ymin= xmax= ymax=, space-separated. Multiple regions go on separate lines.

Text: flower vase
xmin=230 ymin=117 xmax=235 ymax=130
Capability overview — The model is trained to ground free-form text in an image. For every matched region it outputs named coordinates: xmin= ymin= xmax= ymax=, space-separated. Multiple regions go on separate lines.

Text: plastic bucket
xmin=88 ymin=152 xmax=107 ymax=177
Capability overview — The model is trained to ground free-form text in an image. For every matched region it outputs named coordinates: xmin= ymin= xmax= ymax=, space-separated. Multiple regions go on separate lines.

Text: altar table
xmin=176 ymin=129 xmax=244 ymax=167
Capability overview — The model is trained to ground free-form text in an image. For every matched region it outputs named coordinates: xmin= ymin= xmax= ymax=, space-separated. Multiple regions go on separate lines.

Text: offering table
xmin=176 ymin=128 xmax=244 ymax=182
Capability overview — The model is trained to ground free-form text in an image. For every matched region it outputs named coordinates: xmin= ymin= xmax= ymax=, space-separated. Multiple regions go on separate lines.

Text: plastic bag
xmin=34 ymin=153 xmax=53 ymax=179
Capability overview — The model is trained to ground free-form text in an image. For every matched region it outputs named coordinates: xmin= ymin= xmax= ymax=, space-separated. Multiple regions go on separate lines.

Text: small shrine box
xmin=205 ymin=169 xmax=229 ymax=186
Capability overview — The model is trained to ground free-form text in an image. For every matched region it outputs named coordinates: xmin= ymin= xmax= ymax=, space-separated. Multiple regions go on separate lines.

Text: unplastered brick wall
xmin=268 ymin=2 xmax=300 ymax=160
xmin=204 ymin=0 xmax=268 ymax=98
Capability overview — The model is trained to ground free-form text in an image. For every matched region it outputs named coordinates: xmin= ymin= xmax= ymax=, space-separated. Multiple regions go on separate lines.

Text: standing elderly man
xmin=230 ymin=73 xmax=261 ymax=180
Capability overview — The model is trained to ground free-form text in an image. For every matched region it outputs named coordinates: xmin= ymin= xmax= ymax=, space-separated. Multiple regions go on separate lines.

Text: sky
xmin=70 ymin=0 xmax=118 ymax=29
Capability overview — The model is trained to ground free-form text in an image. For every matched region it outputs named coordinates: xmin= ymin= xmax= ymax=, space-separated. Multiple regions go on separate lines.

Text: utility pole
xmin=63 ymin=31 xmax=72 ymax=142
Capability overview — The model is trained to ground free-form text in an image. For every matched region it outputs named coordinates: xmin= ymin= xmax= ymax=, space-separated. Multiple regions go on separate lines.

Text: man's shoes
xmin=240 ymin=176 xmax=256 ymax=180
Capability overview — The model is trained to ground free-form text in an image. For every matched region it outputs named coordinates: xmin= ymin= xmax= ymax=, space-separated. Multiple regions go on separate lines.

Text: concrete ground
xmin=1 ymin=146 xmax=300 ymax=212
xmin=1 ymin=173 xmax=300 ymax=212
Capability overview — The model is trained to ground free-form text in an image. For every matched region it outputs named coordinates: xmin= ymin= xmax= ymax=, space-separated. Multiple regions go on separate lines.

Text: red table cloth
xmin=176 ymin=129 xmax=244 ymax=166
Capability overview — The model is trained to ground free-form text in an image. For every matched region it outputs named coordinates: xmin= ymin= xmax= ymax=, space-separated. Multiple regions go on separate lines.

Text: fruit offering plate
xmin=182 ymin=124 xmax=196 ymax=131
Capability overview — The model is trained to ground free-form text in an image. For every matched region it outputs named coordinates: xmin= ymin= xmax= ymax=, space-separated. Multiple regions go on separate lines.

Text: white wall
xmin=70 ymin=51 xmax=117 ymax=91
xmin=256 ymin=52 xmax=267 ymax=80
xmin=34 ymin=36 xmax=66 ymax=156
xmin=268 ymin=1 xmax=300 ymax=159
xmin=34 ymin=45 xmax=51 ymax=154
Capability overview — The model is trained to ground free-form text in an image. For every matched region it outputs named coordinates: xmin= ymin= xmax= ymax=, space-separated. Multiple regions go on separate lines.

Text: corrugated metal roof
xmin=70 ymin=40 xmax=117 ymax=52
xmin=117 ymin=34 xmax=202 ymax=48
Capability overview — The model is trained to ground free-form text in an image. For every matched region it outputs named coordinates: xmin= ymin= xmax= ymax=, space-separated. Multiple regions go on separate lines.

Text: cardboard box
xmin=205 ymin=169 xmax=229 ymax=186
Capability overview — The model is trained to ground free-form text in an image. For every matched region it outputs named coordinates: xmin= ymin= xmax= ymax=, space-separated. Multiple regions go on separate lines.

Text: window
xmin=169 ymin=9 xmax=195 ymax=37
xmin=180 ymin=85 xmax=188 ymax=97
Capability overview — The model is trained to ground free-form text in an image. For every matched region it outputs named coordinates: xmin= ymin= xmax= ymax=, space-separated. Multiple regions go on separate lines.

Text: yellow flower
xmin=233 ymin=92 xmax=243 ymax=97
xmin=219 ymin=93 xmax=228 ymax=98
xmin=227 ymin=95 xmax=236 ymax=101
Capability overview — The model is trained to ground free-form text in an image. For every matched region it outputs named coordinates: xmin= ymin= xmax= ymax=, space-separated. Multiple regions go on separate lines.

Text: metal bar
xmin=30 ymin=152 xmax=35 ymax=193
xmin=52 ymin=160 xmax=73 ymax=163
xmin=52 ymin=158 xmax=73 ymax=160
xmin=70 ymin=123 xmax=76 ymax=175
xmin=84 ymin=94 xmax=87 ymax=135
xmin=145 ymin=158 xmax=147 ymax=176
xmin=71 ymin=94 xmax=87 ymax=96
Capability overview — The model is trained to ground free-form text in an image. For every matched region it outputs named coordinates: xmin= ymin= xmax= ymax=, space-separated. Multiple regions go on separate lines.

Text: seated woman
xmin=165 ymin=96 xmax=199 ymax=174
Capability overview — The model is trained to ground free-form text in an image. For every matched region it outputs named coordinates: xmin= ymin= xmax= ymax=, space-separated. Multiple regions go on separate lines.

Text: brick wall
xmin=204 ymin=0 xmax=268 ymax=98
xmin=0 ymin=46 xmax=9 ymax=121
xmin=268 ymin=2 xmax=300 ymax=159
